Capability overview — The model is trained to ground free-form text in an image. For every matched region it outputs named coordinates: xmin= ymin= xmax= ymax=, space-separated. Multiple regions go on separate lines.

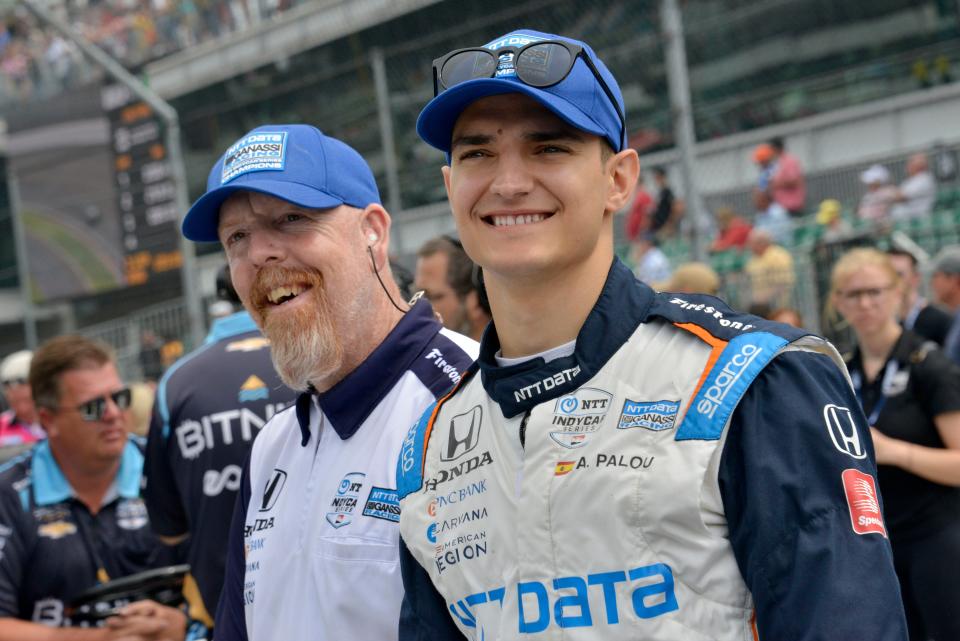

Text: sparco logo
xmin=259 ymin=469 xmax=287 ymax=512
xmin=426 ymin=452 xmax=493 ymax=491
xmin=514 ymin=366 xmax=581 ymax=403
xmin=442 ymin=406 xmax=482 ymax=462
xmin=823 ymin=404 xmax=866 ymax=459
xmin=696 ymin=344 xmax=762 ymax=419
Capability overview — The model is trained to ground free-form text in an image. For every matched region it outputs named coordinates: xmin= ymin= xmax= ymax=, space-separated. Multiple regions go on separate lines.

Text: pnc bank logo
xmin=441 ymin=406 xmax=483 ymax=462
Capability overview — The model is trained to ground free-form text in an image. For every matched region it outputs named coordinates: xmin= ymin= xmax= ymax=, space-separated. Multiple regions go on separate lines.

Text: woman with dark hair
xmin=831 ymin=247 xmax=960 ymax=641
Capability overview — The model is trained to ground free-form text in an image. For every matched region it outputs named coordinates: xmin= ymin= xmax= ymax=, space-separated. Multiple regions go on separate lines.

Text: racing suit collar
xmin=477 ymin=258 xmax=654 ymax=418
xmin=296 ymin=298 xmax=445 ymax=444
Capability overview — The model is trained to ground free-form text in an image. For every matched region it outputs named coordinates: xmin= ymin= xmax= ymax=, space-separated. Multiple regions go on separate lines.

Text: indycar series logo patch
xmin=549 ymin=387 xmax=612 ymax=448
xmin=326 ymin=472 xmax=365 ymax=529
xmin=841 ymin=469 xmax=887 ymax=537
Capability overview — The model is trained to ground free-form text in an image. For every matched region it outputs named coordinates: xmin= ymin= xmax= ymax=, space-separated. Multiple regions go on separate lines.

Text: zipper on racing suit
xmin=519 ymin=411 xmax=531 ymax=449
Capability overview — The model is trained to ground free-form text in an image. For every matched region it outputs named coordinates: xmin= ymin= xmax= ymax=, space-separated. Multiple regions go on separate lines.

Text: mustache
xmin=249 ymin=265 xmax=325 ymax=310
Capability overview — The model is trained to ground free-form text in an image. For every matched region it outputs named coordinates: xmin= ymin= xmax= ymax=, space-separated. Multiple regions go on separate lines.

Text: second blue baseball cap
xmin=182 ymin=124 xmax=381 ymax=242
xmin=417 ymin=29 xmax=626 ymax=154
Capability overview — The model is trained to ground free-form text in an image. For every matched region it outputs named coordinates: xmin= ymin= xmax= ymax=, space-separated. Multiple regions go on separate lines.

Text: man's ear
xmin=38 ymin=407 xmax=58 ymax=438
xmin=360 ymin=204 xmax=392 ymax=269
xmin=605 ymin=149 xmax=640 ymax=215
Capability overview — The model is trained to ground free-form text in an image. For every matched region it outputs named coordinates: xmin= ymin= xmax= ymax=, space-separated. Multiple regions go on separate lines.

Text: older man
xmin=180 ymin=124 xmax=477 ymax=641
xmin=0 ymin=335 xmax=186 ymax=640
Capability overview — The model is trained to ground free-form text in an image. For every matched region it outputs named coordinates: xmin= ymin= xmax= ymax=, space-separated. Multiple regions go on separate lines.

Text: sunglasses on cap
xmin=71 ymin=387 xmax=133 ymax=422
xmin=432 ymin=39 xmax=625 ymax=150
xmin=1 ymin=378 xmax=27 ymax=390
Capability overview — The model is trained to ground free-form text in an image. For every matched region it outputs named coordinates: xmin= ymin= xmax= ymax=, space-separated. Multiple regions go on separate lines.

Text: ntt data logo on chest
xmin=221 ymin=132 xmax=287 ymax=183
xmin=618 ymin=399 xmax=680 ymax=431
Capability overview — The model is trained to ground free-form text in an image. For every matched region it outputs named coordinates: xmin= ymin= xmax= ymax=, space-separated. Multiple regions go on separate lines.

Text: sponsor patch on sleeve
xmin=841 ymin=469 xmax=887 ymax=537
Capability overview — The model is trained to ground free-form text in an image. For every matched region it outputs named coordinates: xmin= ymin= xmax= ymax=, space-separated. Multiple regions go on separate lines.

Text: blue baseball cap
xmin=182 ymin=124 xmax=381 ymax=242
xmin=417 ymin=29 xmax=626 ymax=154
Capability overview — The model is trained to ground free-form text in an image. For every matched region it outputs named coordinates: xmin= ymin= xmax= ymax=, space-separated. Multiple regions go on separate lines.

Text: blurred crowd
xmin=0 ymin=0 xmax=300 ymax=104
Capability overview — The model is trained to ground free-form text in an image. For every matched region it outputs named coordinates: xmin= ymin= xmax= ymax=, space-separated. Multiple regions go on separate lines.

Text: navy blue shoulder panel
xmin=408 ymin=331 xmax=475 ymax=400
xmin=646 ymin=292 xmax=809 ymax=343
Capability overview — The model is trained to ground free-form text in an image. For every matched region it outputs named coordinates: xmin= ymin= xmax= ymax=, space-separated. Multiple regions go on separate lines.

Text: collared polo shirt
xmin=215 ymin=299 xmax=477 ymax=641
xmin=0 ymin=437 xmax=175 ymax=626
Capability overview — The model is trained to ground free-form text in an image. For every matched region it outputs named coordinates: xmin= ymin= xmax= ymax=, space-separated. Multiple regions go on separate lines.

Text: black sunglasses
xmin=432 ymin=39 xmax=625 ymax=149
xmin=71 ymin=387 xmax=133 ymax=422
xmin=1 ymin=378 xmax=27 ymax=389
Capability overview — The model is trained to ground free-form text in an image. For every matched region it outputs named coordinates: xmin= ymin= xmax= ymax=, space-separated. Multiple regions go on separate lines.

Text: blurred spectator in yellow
xmin=127 ymin=382 xmax=155 ymax=437
xmin=768 ymin=137 xmax=806 ymax=217
xmin=649 ymin=167 xmax=683 ymax=237
xmin=624 ymin=170 xmax=654 ymax=243
xmin=709 ymin=206 xmax=752 ymax=253
xmin=0 ymin=351 xmax=44 ymax=448
xmin=769 ymin=307 xmax=804 ymax=328
xmin=815 ymin=198 xmax=854 ymax=243
xmin=745 ymin=229 xmax=795 ymax=307
xmin=887 ymin=247 xmax=953 ymax=346
xmin=656 ymin=261 xmax=720 ymax=296
xmin=935 ymin=54 xmax=952 ymax=84
xmin=912 ymin=58 xmax=932 ymax=89
xmin=631 ymin=232 xmax=672 ymax=285
xmin=891 ymin=153 xmax=936 ymax=222
xmin=931 ymin=246 xmax=960 ymax=365
xmin=857 ymin=164 xmax=898 ymax=222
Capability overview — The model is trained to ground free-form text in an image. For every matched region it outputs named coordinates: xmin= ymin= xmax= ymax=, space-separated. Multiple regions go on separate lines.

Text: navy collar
xmin=477 ymin=258 xmax=654 ymax=418
xmin=296 ymin=299 xmax=444 ymax=444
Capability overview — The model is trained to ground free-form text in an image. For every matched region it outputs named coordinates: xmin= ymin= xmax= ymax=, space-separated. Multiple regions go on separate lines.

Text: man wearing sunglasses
xmin=0 ymin=335 xmax=189 ymax=640
xmin=180 ymin=124 xmax=477 ymax=641
xmin=396 ymin=29 xmax=907 ymax=640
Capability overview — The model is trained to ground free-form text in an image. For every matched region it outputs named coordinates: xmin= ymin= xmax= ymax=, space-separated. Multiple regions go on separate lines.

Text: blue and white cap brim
xmin=182 ymin=179 xmax=345 ymax=242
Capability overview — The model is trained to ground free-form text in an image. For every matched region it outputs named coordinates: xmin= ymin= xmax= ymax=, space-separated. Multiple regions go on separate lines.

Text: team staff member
xmin=415 ymin=235 xmax=491 ymax=341
xmin=179 ymin=124 xmax=477 ymax=641
xmin=396 ymin=29 xmax=907 ymax=640
xmin=833 ymin=248 xmax=960 ymax=641
xmin=144 ymin=265 xmax=296 ymax=630
xmin=0 ymin=335 xmax=186 ymax=640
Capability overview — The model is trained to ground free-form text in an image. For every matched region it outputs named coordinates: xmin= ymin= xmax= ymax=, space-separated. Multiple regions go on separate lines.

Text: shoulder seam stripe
xmin=673 ymin=322 xmax=728 ymax=425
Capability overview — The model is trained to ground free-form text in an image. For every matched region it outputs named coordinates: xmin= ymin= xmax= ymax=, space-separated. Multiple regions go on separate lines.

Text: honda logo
xmin=441 ymin=406 xmax=482 ymax=462
xmin=259 ymin=469 xmax=287 ymax=512
xmin=823 ymin=404 xmax=866 ymax=459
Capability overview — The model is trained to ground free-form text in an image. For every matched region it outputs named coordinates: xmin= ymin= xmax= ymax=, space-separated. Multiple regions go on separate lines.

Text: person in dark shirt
xmin=887 ymin=248 xmax=952 ymax=345
xmin=144 ymin=266 xmax=296 ymax=630
xmin=0 ymin=335 xmax=186 ymax=640
xmin=648 ymin=166 xmax=681 ymax=236
xmin=832 ymin=248 xmax=960 ymax=641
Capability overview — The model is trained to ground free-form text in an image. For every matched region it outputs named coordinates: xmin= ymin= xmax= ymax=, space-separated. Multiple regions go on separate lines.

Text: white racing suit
xmin=397 ymin=259 xmax=907 ymax=641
